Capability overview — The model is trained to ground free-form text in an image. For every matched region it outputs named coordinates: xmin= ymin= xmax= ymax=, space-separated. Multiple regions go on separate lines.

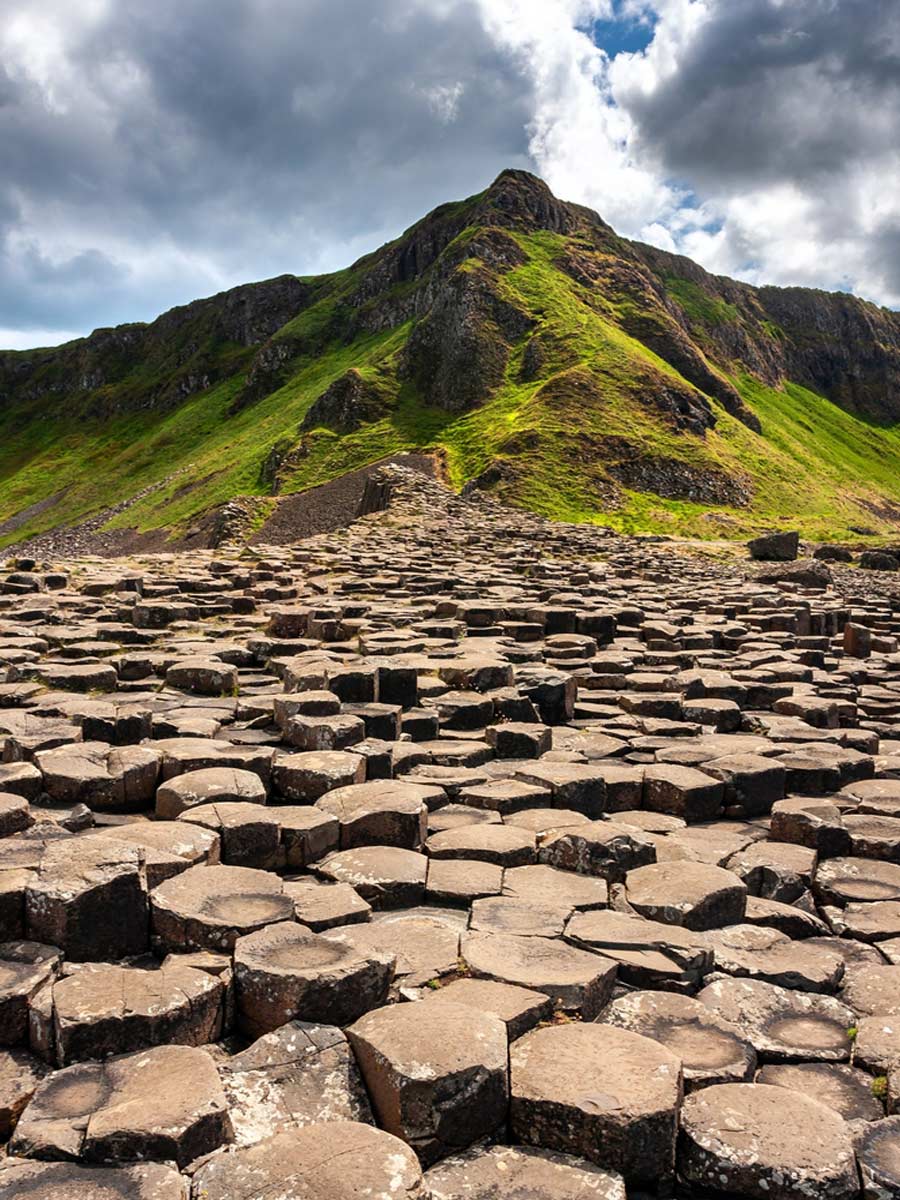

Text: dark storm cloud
xmin=0 ymin=0 xmax=532 ymax=340
xmin=621 ymin=0 xmax=900 ymax=191
xmin=4 ymin=0 xmax=900 ymax=346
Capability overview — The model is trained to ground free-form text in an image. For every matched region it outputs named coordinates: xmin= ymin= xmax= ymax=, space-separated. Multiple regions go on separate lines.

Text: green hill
xmin=2 ymin=169 xmax=900 ymax=549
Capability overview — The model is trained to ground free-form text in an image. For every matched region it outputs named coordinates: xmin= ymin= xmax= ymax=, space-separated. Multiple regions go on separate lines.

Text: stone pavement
xmin=0 ymin=467 xmax=899 ymax=1198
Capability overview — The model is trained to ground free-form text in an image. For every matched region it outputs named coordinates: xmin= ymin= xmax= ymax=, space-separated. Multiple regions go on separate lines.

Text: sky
xmin=2 ymin=0 xmax=899 ymax=350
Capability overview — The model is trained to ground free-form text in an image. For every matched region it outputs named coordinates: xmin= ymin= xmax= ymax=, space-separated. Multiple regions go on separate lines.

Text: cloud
xmin=2 ymin=0 xmax=899 ymax=349
xmin=607 ymin=0 xmax=900 ymax=300
xmin=476 ymin=0 xmax=681 ymax=233
xmin=0 ymin=0 xmax=532 ymax=345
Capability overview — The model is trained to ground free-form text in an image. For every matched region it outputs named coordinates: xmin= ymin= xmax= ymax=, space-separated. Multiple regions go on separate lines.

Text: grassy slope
xmin=2 ymin=228 xmax=900 ymax=546
xmin=281 ymin=231 xmax=900 ymax=540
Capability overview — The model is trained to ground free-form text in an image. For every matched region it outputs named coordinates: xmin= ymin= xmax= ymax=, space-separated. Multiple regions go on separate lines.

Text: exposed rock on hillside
xmin=1 ymin=168 xmax=900 ymax=548
xmin=301 ymin=370 xmax=391 ymax=432
xmin=400 ymin=267 xmax=533 ymax=412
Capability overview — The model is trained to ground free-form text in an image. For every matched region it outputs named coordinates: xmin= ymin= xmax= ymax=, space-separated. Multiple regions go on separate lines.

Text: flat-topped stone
xmin=698 ymin=977 xmax=856 ymax=1062
xmin=155 ymin=766 xmax=266 ymax=819
xmin=599 ymin=990 xmax=756 ymax=1090
xmin=679 ymin=1083 xmax=858 ymax=1200
xmin=151 ymin=864 xmax=292 ymax=952
xmin=461 ymin=930 xmax=616 ymax=1017
xmin=46 ymin=960 xmax=225 ymax=1065
xmin=316 ymin=846 xmax=428 ymax=908
xmin=0 ymin=1159 xmax=188 ymax=1199
xmin=316 ymin=779 xmax=438 ymax=849
xmin=218 ymin=1022 xmax=373 ymax=1145
xmin=348 ymin=1000 xmax=508 ymax=1165
xmin=191 ymin=1120 xmax=424 ymax=1199
xmin=509 ymin=1022 xmax=682 ymax=1187
xmin=425 ymin=1144 xmax=626 ymax=1200
xmin=233 ymin=919 xmax=394 ymax=1035
xmin=11 ymin=1044 xmax=231 ymax=1167
xmin=625 ymin=860 xmax=747 ymax=929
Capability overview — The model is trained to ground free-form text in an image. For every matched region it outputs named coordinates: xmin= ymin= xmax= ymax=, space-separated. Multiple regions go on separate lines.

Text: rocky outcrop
xmin=637 ymin=244 xmax=900 ymax=425
xmin=472 ymin=168 xmax=580 ymax=236
xmin=608 ymin=451 xmax=752 ymax=506
xmin=231 ymin=337 xmax=302 ymax=412
xmin=301 ymin=369 xmax=391 ymax=432
xmin=0 ymin=274 xmax=313 ymax=419
xmin=756 ymin=286 xmax=900 ymax=423
xmin=400 ymin=267 xmax=533 ymax=412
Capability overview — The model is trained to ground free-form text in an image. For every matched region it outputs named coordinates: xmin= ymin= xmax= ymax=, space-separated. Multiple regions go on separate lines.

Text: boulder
xmin=748 ymin=532 xmax=799 ymax=561
xmin=860 ymin=550 xmax=900 ymax=571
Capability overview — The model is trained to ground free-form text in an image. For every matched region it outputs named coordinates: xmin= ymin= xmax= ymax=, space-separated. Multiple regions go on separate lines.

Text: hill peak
xmin=1 ymin=169 xmax=900 ymax=551
xmin=476 ymin=168 xmax=580 ymax=235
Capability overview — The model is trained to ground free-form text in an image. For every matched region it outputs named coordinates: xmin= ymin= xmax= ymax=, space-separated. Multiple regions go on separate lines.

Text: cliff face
xmin=635 ymin=242 xmax=900 ymax=424
xmin=0 ymin=275 xmax=314 ymax=418
xmin=1 ymin=168 xmax=900 ymax=548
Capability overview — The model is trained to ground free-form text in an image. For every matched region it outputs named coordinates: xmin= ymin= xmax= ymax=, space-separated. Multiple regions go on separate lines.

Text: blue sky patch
xmin=589 ymin=4 xmax=658 ymax=58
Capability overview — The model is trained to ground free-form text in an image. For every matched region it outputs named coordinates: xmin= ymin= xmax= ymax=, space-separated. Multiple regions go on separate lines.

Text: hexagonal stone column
xmin=34 ymin=743 xmax=160 ymax=812
xmin=151 ymin=864 xmax=293 ymax=952
xmin=756 ymin=1062 xmax=885 ymax=1124
xmin=347 ymin=999 xmax=508 ymax=1164
xmin=192 ymin=1121 xmax=424 ymax=1200
xmin=316 ymin=847 xmax=428 ymax=908
xmin=0 ymin=941 xmax=59 ymax=1044
xmin=271 ymin=750 xmax=364 ymax=802
xmin=94 ymin=821 xmax=220 ymax=889
xmin=233 ymin=920 xmax=394 ymax=1036
xmin=218 ymin=1021 xmax=373 ymax=1146
xmin=0 ymin=1160 xmax=188 ymax=1200
xmin=178 ymin=802 xmax=280 ymax=869
xmin=625 ymin=861 xmax=747 ymax=930
xmin=426 ymin=1144 xmax=625 ymax=1200
xmin=509 ymin=1023 xmax=682 ymax=1187
xmin=165 ymin=657 xmax=238 ymax=695
xmin=316 ymin=780 xmax=440 ymax=849
xmin=679 ymin=1083 xmax=858 ymax=1200
xmin=25 ymin=839 xmax=148 ymax=962
xmin=11 ymin=1044 xmax=232 ymax=1168
xmin=857 ymin=1116 xmax=900 ymax=1200
xmin=698 ymin=977 xmax=856 ymax=1062
xmin=47 ymin=960 xmax=226 ymax=1065
xmin=538 ymin=821 xmax=655 ymax=881
xmin=155 ymin=766 xmax=266 ymax=819
xmin=599 ymin=990 xmax=756 ymax=1090
xmin=462 ymin=930 xmax=616 ymax=1018
xmin=0 ymin=1046 xmax=48 ymax=1139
